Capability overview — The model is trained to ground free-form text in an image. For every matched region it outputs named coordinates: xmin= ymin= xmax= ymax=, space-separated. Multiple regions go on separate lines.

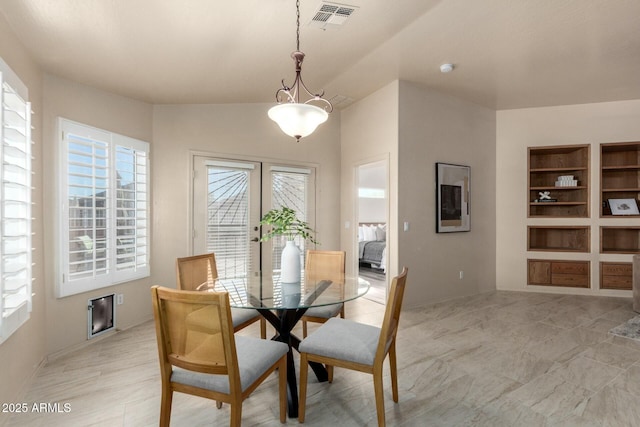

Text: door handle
xmin=251 ymin=237 xmax=259 ymax=242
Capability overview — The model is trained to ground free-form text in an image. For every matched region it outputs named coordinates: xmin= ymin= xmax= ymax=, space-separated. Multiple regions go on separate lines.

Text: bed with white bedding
xmin=358 ymin=223 xmax=386 ymax=272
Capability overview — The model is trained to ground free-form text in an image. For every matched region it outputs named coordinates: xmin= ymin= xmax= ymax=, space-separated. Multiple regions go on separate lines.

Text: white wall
xmin=496 ymin=100 xmax=640 ymax=295
xmin=341 ymin=81 xmax=399 ymax=278
xmin=341 ymin=80 xmax=497 ymax=308
xmin=151 ymin=104 xmax=342 ymax=296
xmin=42 ymin=74 xmax=154 ymax=355
xmin=0 ymin=11 xmax=45 ymax=407
xmin=397 ymin=81 xmax=497 ymax=307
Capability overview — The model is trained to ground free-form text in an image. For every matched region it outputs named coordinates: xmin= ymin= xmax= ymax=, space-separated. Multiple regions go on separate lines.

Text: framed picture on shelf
xmin=608 ymin=198 xmax=639 ymax=215
xmin=436 ymin=162 xmax=470 ymax=233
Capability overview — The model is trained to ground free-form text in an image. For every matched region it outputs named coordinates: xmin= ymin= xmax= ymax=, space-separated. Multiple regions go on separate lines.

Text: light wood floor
xmin=6 ymin=291 xmax=640 ymax=426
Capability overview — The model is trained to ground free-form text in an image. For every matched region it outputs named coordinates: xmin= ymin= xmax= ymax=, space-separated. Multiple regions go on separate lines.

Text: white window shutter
xmin=0 ymin=59 xmax=33 ymax=343
xmin=59 ymin=120 xmax=149 ymax=297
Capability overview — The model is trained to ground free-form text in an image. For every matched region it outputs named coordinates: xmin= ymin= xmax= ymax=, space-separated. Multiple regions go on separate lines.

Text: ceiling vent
xmin=329 ymin=94 xmax=354 ymax=108
xmin=309 ymin=2 xmax=358 ymax=30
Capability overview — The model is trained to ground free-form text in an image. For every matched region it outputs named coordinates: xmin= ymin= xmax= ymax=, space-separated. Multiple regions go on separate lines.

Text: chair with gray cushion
xmin=298 ymin=267 xmax=408 ymax=427
xmin=301 ymin=250 xmax=346 ymax=337
xmin=176 ymin=253 xmax=266 ymax=339
xmin=151 ymin=286 xmax=288 ymax=427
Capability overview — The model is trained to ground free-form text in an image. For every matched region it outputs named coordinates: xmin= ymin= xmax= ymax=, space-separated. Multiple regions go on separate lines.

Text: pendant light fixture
xmin=268 ymin=0 xmax=333 ymax=142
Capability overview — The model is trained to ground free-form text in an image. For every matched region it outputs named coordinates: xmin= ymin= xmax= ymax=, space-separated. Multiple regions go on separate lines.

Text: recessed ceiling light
xmin=440 ymin=63 xmax=454 ymax=73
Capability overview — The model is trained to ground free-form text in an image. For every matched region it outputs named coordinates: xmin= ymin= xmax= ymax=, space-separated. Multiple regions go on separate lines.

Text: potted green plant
xmin=260 ymin=207 xmax=318 ymax=283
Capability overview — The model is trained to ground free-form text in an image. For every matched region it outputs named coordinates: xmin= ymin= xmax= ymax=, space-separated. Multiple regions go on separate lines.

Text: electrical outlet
xmin=117 ymin=294 xmax=124 ymax=305
xmin=459 ymin=271 xmax=464 ymax=280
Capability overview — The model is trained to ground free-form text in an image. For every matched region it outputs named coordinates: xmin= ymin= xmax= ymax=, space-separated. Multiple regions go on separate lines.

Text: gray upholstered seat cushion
xmin=299 ymin=317 xmax=380 ymax=366
xmin=230 ymin=308 xmax=260 ymax=328
xmin=171 ymin=336 xmax=288 ymax=394
xmin=304 ymin=303 xmax=343 ymax=319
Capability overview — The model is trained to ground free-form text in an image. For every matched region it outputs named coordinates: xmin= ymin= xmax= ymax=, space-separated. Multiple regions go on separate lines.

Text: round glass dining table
xmin=213 ymin=274 xmax=370 ymax=418
xmin=213 ymin=274 xmax=370 ymax=310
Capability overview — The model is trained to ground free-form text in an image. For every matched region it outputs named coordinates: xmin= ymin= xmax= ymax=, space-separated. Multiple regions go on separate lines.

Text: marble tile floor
xmin=361 ymin=275 xmax=386 ymax=305
xmin=6 ymin=291 xmax=640 ymax=427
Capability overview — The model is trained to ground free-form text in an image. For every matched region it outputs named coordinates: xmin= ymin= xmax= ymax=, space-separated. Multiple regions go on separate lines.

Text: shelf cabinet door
xmin=528 ymin=260 xmax=551 ymax=285
xmin=600 ymin=262 xmax=632 ymax=290
xmin=528 ymin=259 xmax=590 ymax=288
xmin=551 ymin=262 xmax=589 ymax=287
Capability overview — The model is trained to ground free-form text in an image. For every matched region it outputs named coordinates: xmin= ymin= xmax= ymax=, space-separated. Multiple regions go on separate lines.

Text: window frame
xmin=57 ymin=118 xmax=150 ymax=298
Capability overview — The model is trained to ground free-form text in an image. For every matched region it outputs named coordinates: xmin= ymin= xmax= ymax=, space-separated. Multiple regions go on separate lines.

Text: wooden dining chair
xmin=151 ymin=286 xmax=288 ymax=427
xmin=298 ymin=267 xmax=409 ymax=427
xmin=301 ymin=250 xmax=346 ymax=338
xmin=176 ymin=253 xmax=266 ymax=339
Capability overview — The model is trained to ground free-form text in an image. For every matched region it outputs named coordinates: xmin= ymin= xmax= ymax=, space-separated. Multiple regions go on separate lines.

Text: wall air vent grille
xmin=320 ymin=4 xmax=339 ymax=13
xmin=336 ymin=7 xmax=355 ymax=17
xmin=309 ymin=2 xmax=358 ymax=30
xmin=313 ymin=12 xmax=332 ymax=23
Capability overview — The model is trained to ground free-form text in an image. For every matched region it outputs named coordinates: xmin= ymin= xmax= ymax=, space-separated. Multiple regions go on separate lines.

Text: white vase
xmin=280 ymin=240 xmax=301 ymax=283
xmin=281 ymin=282 xmax=301 ymax=307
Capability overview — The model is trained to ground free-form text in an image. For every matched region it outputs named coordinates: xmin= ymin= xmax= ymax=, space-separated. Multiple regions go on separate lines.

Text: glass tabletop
xmin=212 ymin=274 xmax=370 ymax=310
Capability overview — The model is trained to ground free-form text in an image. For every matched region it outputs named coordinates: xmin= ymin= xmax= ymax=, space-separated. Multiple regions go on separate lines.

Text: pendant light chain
xmin=268 ymin=0 xmax=333 ymax=141
xmin=296 ymin=0 xmax=300 ymax=51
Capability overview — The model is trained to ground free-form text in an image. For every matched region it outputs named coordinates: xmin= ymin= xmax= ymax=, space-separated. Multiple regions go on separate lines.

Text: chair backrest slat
xmin=375 ymin=267 xmax=408 ymax=360
xmin=176 ymin=253 xmax=219 ymax=291
xmin=151 ymin=286 xmax=239 ymax=382
xmin=305 ymin=250 xmax=345 ymax=283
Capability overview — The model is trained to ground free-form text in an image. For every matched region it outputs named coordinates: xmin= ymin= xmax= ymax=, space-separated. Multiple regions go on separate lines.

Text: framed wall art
xmin=436 ymin=162 xmax=470 ymax=233
xmin=608 ymin=198 xmax=639 ymax=215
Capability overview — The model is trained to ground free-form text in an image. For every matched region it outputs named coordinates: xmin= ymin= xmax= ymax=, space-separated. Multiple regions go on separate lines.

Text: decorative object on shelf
xmin=436 ymin=163 xmax=470 ymax=233
xmin=268 ymin=0 xmax=333 ymax=142
xmin=608 ymin=198 xmax=639 ymax=215
xmin=260 ymin=206 xmax=318 ymax=283
xmin=534 ymin=190 xmax=557 ymax=203
xmin=555 ymin=175 xmax=578 ymax=187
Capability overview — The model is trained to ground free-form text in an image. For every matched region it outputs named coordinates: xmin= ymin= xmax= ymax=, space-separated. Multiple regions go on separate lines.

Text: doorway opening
xmin=356 ymin=159 xmax=388 ymax=304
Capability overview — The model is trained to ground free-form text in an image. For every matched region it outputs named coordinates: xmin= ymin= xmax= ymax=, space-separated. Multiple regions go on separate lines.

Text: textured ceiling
xmin=1 ymin=0 xmax=639 ymax=110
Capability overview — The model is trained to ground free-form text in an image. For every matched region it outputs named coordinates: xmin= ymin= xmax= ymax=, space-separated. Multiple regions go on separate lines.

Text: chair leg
xmin=302 ymin=320 xmax=308 ymax=338
xmin=373 ymin=366 xmax=386 ymax=427
xmin=298 ymin=353 xmax=309 ymax=423
xmin=389 ymin=344 xmax=398 ymax=402
xmin=260 ymin=318 xmax=267 ymax=339
xmin=327 ymin=365 xmax=334 ymax=383
xmin=159 ymin=385 xmax=173 ymax=427
xmin=278 ymin=357 xmax=287 ymax=423
xmin=230 ymin=403 xmax=242 ymax=427
xmin=216 ymin=401 xmax=222 ymax=409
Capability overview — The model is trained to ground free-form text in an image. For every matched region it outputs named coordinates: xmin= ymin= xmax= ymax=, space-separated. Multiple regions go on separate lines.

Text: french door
xmin=192 ymin=156 xmax=315 ymax=280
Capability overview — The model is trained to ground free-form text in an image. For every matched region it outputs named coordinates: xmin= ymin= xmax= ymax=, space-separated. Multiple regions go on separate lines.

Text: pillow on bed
xmin=375 ymin=226 xmax=386 ymax=241
xmin=363 ymin=225 xmax=377 ymax=241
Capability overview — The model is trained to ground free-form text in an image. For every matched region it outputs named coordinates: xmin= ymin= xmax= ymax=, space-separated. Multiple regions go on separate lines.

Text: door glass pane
xmin=206 ymin=166 xmax=251 ymax=280
xmin=270 ymin=170 xmax=310 ymax=274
